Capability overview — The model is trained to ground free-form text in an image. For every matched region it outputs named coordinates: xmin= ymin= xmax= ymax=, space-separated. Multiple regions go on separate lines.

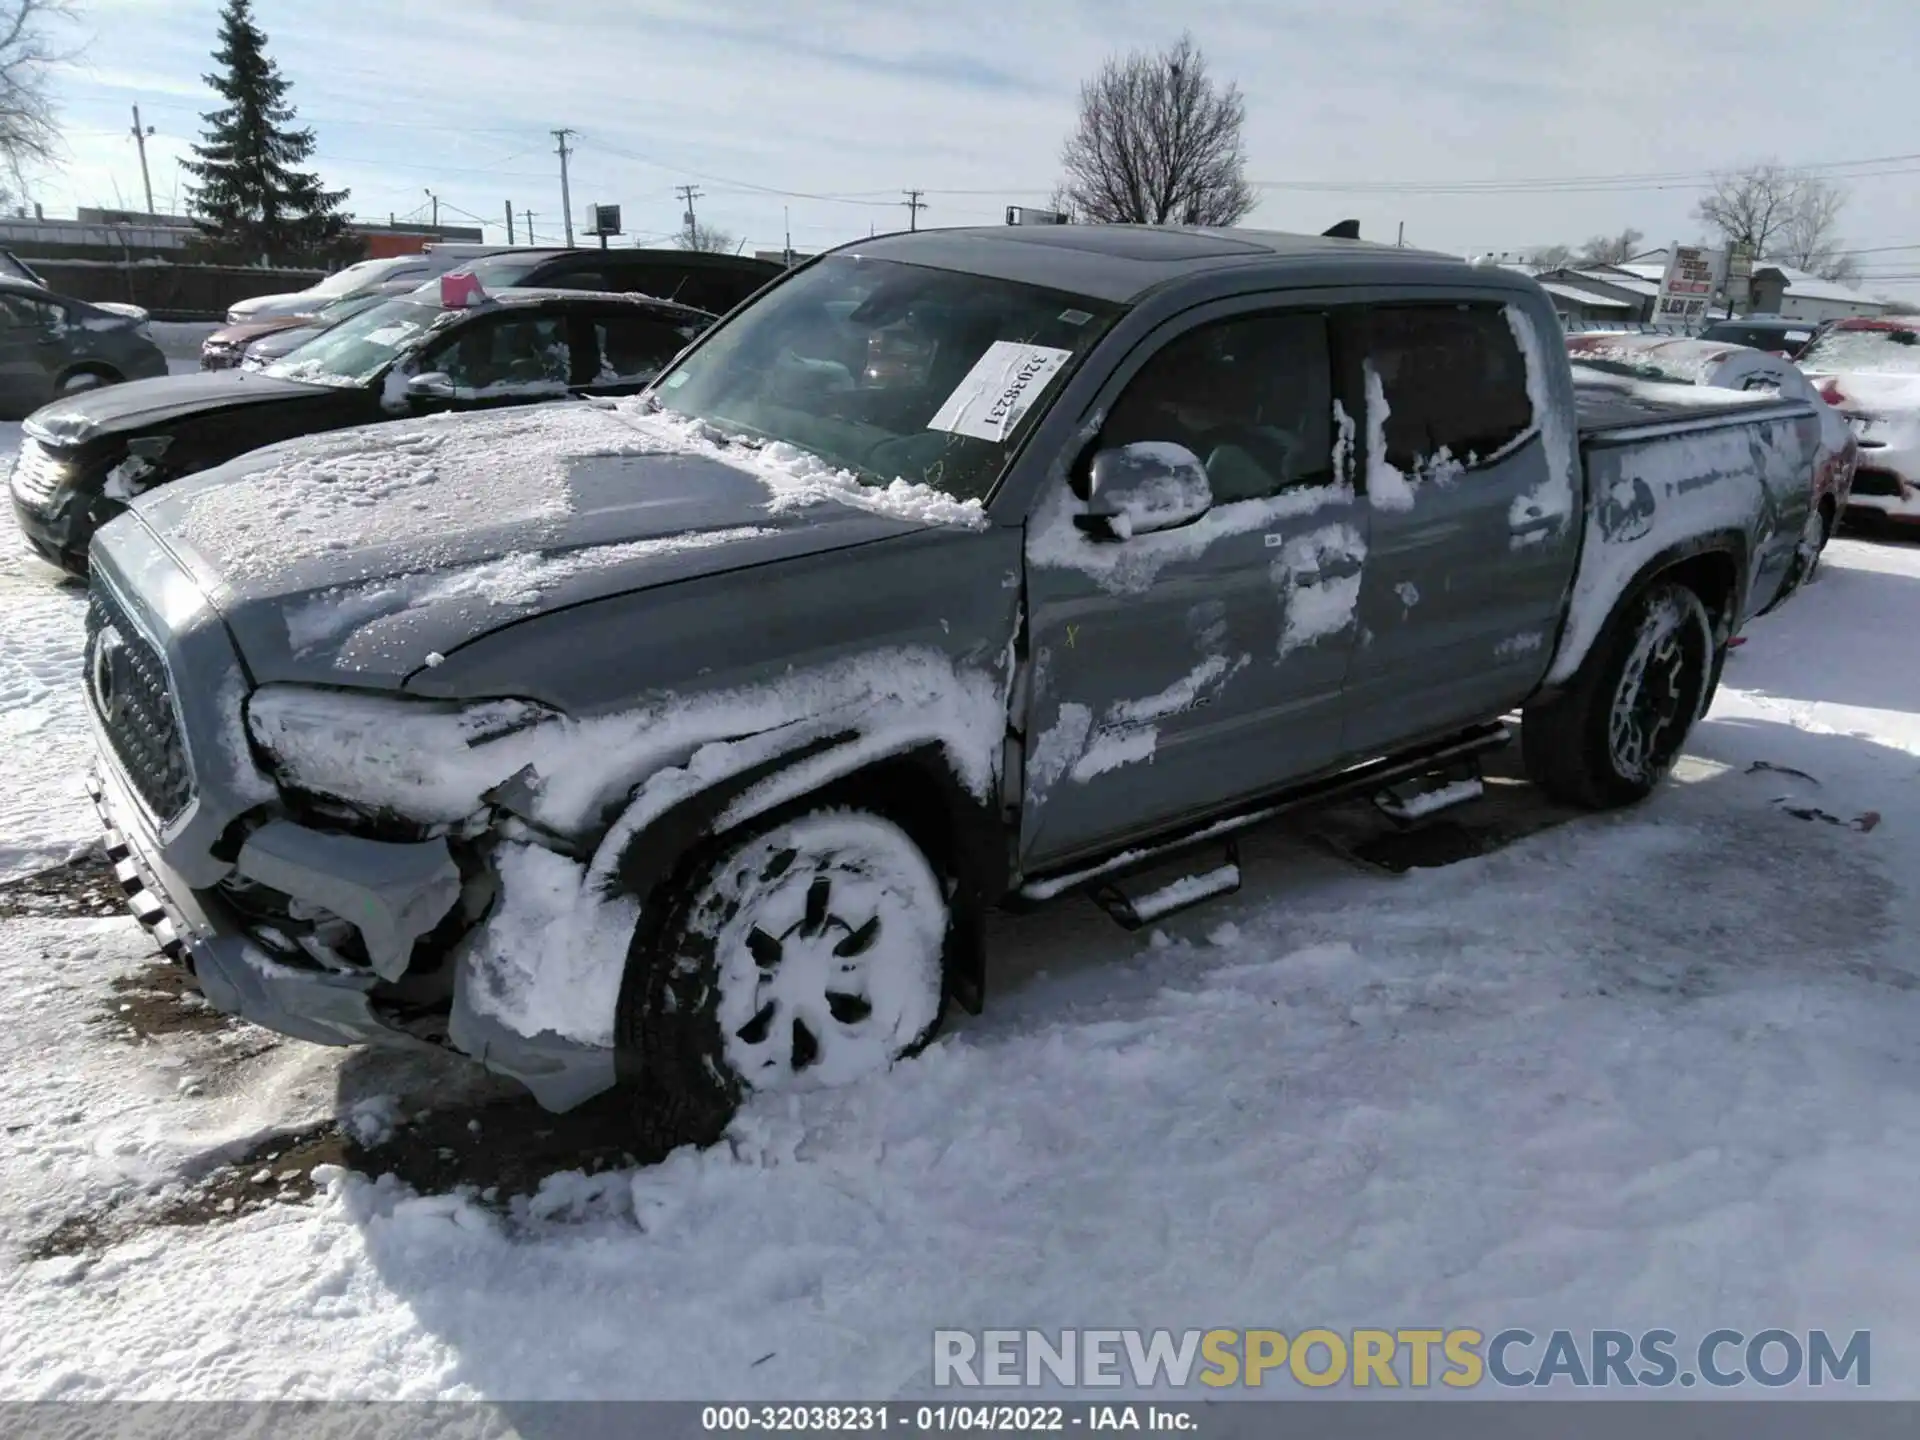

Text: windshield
xmin=650 ymin=254 xmax=1118 ymax=503
xmin=263 ymin=297 xmax=444 ymax=386
xmin=1799 ymin=325 xmax=1920 ymax=376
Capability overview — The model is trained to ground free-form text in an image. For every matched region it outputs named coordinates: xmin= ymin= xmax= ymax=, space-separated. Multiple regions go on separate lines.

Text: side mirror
xmin=1075 ymin=442 xmax=1213 ymax=540
xmin=406 ymin=371 xmax=455 ymax=402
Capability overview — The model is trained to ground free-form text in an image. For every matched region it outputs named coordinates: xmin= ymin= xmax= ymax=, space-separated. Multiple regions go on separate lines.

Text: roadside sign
xmin=1006 ymin=206 xmax=1070 ymax=225
xmin=589 ymin=203 xmax=622 ymax=237
xmin=1653 ymin=243 xmax=1727 ymax=331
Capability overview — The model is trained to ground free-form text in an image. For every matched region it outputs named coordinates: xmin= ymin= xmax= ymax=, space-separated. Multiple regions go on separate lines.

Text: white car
xmin=1796 ymin=316 xmax=1920 ymax=529
xmin=225 ymin=249 xmax=505 ymax=326
xmin=1565 ymin=331 xmax=1858 ymax=569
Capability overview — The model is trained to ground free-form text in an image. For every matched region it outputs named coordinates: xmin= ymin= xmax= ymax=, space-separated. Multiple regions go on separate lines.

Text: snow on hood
xmin=127 ymin=401 xmax=989 ymax=683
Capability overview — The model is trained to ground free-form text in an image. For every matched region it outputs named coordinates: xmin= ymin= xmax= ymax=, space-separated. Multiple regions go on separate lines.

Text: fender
xmin=1535 ymin=527 xmax=1750 ymax=701
xmin=594 ymin=729 xmax=1003 ymax=1017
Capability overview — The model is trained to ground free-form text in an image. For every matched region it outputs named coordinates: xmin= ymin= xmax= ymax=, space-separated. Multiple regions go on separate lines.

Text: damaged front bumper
xmin=87 ymin=755 xmax=617 ymax=1111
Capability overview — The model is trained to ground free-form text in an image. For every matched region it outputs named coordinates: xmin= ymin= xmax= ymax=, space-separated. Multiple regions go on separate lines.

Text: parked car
xmin=81 ymin=226 xmax=1822 ymax=1144
xmin=10 ymin=285 xmax=713 ymax=573
xmin=223 ymin=250 xmax=505 ymax=326
xmin=1795 ymin=314 xmax=1920 ymax=530
xmin=1697 ymin=315 xmax=1820 ymax=359
xmin=200 ymin=281 xmax=421 ymax=371
xmin=437 ymin=246 xmax=782 ymax=316
xmin=1566 ymin=331 xmax=1855 ymax=581
xmin=0 ymin=277 xmax=168 ymax=421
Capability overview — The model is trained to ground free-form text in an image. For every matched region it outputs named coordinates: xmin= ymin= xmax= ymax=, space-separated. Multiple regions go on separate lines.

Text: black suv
xmin=444 ymin=247 xmax=783 ymax=316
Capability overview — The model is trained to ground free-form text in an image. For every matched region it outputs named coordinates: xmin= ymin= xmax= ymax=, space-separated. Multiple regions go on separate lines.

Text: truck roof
xmin=846 ymin=224 xmax=1483 ymax=303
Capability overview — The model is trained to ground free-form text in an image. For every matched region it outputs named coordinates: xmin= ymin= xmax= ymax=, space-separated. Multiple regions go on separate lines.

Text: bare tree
xmin=0 ymin=0 xmax=75 ymax=196
xmin=1526 ymin=243 xmax=1573 ymax=270
xmin=1577 ymin=228 xmax=1645 ymax=267
xmin=1695 ymin=162 xmax=1858 ymax=282
xmin=678 ymin=220 xmax=735 ymax=253
xmin=1059 ymin=33 xmax=1254 ymax=227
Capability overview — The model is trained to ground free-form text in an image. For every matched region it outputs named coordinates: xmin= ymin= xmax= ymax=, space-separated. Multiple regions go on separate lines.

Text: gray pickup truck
xmin=82 ymin=225 xmax=1823 ymax=1148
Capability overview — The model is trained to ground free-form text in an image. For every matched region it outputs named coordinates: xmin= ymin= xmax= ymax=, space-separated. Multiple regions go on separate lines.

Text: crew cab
xmin=80 ymin=225 xmax=1824 ymax=1149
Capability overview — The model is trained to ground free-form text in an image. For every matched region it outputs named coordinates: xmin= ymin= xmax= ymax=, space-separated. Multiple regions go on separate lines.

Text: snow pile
xmin=1360 ymin=363 xmax=1415 ymax=511
xmin=461 ymin=842 xmax=639 ymax=1049
xmin=283 ymin=527 xmax=775 ymax=655
xmin=617 ymin=407 xmax=988 ymax=531
xmin=1505 ymin=304 xmax=1578 ymax=545
xmin=1027 ymin=474 xmax=1353 ymax=596
xmin=164 ymin=407 xmax=613 ymax=582
xmin=1275 ymin=524 xmax=1365 ymax=657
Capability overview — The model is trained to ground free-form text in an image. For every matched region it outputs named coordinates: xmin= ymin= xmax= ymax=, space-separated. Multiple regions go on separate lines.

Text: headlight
xmin=246 ymin=685 xmax=566 ymax=822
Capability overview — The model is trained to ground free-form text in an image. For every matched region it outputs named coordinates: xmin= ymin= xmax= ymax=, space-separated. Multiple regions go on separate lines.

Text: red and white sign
xmin=1652 ymin=244 xmax=1726 ymax=331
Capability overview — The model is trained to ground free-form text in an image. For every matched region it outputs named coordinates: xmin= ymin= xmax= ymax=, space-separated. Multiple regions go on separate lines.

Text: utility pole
xmin=902 ymin=188 xmax=927 ymax=231
xmin=130 ymin=106 xmax=156 ymax=216
xmin=552 ymin=129 xmax=576 ymax=247
xmin=1396 ymin=221 xmax=1405 ymax=248
xmin=505 ymin=200 xmax=515 ymax=244
xmin=524 ymin=209 xmax=536 ymax=245
xmin=676 ymin=184 xmax=703 ymax=246
xmin=425 ymin=188 xmax=439 ymax=230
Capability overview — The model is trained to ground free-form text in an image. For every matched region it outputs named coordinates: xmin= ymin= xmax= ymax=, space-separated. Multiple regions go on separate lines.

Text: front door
xmin=1342 ymin=300 xmax=1577 ymax=755
xmin=1020 ymin=302 xmax=1367 ymax=869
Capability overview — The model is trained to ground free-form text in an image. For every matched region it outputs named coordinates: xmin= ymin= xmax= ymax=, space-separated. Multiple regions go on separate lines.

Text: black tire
xmin=616 ymin=807 xmax=950 ymax=1153
xmin=1522 ymin=579 xmax=1716 ymax=809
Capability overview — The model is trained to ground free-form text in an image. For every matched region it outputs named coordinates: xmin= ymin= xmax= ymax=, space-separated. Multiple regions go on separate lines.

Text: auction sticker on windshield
xmin=928 ymin=341 xmax=1073 ymax=443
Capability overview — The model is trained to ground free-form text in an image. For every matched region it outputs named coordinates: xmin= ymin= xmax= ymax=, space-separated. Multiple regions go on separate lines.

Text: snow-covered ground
xmin=1 ymin=409 xmax=1916 ymax=1398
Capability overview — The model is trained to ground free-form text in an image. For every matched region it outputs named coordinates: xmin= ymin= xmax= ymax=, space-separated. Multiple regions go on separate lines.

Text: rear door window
xmin=1364 ymin=305 xmax=1534 ymax=471
xmin=588 ymin=310 xmax=702 ymax=387
xmin=424 ymin=313 xmax=571 ymax=395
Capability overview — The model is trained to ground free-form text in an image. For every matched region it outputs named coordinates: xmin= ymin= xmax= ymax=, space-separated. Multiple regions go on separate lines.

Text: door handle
xmin=1292 ymin=569 xmax=1322 ymax=587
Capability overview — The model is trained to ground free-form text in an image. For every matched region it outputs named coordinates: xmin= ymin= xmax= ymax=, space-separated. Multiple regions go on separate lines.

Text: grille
xmin=10 ymin=439 xmax=70 ymax=509
xmin=1852 ymin=470 xmax=1903 ymax=498
xmin=86 ymin=585 xmax=194 ymax=823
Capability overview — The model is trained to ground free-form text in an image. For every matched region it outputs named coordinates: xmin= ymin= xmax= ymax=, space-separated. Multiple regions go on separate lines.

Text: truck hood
xmin=25 ymin=369 xmax=339 ymax=447
xmin=119 ymin=402 xmax=961 ymax=686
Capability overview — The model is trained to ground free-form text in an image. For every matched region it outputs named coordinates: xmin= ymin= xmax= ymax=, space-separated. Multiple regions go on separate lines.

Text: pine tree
xmin=183 ymin=0 xmax=352 ymax=266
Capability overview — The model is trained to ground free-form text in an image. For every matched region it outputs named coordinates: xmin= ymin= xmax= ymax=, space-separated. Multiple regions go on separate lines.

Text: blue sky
xmin=28 ymin=0 xmax=1920 ymax=296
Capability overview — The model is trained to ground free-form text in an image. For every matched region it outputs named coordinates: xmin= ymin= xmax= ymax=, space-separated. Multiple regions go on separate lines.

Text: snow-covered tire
xmin=617 ymin=808 xmax=950 ymax=1151
xmin=1781 ymin=505 xmax=1830 ymax=596
xmin=1522 ymin=579 xmax=1715 ymax=810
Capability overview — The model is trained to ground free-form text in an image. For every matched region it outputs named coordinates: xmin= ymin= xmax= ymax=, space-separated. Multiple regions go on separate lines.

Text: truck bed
xmin=1572 ymin=374 xmax=1813 ymax=444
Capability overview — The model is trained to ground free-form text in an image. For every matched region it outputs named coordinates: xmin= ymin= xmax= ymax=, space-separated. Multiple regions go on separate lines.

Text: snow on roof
xmin=1611 ymin=261 xmax=1669 ymax=282
xmin=1572 ymin=268 xmax=1660 ymax=297
xmin=1539 ymin=280 xmax=1634 ymax=310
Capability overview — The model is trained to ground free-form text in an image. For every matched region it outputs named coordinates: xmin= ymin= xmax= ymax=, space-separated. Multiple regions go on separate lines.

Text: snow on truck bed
xmin=4 ymin=421 xmax=1920 ymax=1400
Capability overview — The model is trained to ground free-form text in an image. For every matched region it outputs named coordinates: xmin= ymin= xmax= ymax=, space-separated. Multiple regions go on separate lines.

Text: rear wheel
xmin=617 ymin=808 xmax=950 ymax=1152
xmin=1523 ymin=580 xmax=1716 ymax=809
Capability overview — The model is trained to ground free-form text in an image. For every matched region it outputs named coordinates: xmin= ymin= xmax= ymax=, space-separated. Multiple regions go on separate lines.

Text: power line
xmin=902 ymin=189 xmax=927 ymax=232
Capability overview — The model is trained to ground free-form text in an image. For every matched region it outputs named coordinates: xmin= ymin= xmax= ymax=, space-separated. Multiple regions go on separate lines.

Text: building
xmin=1745 ymin=265 xmax=1894 ymax=325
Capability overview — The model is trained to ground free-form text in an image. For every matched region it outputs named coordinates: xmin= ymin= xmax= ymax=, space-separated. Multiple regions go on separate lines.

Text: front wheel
xmin=1522 ymin=580 xmax=1716 ymax=809
xmin=58 ymin=368 xmax=118 ymax=395
xmin=618 ymin=808 xmax=950 ymax=1150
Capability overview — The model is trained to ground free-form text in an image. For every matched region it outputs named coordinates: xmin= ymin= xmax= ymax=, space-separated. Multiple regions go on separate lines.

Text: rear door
xmin=1020 ymin=298 xmax=1366 ymax=868
xmin=1341 ymin=300 xmax=1576 ymax=755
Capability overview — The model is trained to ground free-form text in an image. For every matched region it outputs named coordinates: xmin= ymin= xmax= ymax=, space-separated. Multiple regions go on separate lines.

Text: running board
xmin=1015 ymin=721 xmax=1511 ymax=904
xmin=1372 ymin=762 xmax=1486 ymax=825
xmin=1092 ymin=844 xmax=1242 ymax=930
